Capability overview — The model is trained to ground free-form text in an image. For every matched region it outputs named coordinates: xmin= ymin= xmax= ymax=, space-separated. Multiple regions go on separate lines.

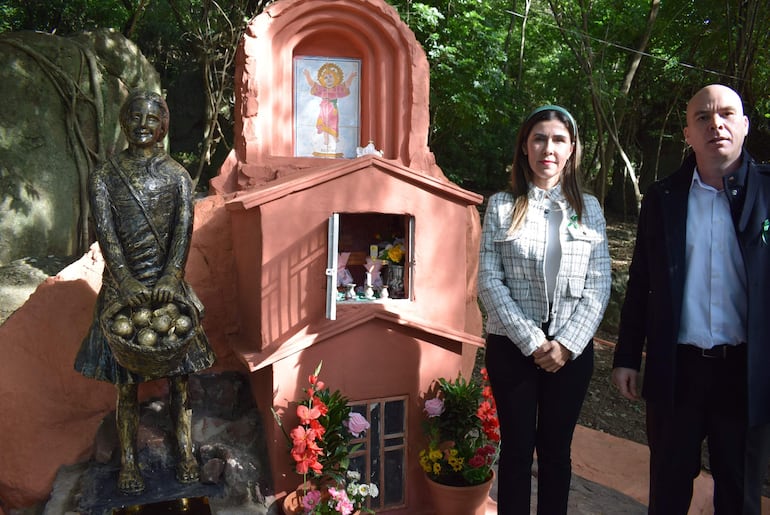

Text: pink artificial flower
xmin=301 ymin=490 xmax=322 ymax=511
xmin=328 ymin=488 xmax=354 ymax=515
xmin=337 ymin=499 xmax=354 ymax=515
xmin=344 ymin=412 xmax=370 ymax=437
xmin=424 ymin=397 xmax=445 ymax=417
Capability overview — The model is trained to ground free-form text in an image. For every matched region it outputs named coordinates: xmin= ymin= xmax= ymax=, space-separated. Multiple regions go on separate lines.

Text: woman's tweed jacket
xmin=478 ymin=184 xmax=611 ymax=358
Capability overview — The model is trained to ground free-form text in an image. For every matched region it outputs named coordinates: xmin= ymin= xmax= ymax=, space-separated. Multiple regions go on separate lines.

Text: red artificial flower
xmin=290 ymin=425 xmax=319 ymax=452
xmin=468 ymin=454 xmax=486 ymax=468
xmin=297 ymin=404 xmax=322 ymax=425
xmin=481 ymin=415 xmax=501 ymax=442
xmin=309 ymin=418 xmax=326 ymax=438
xmin=477 ymin=400 xmax=495 ymax=421
xmin=482 ymin=385 xmax=494 ymax=399
xmin=478 ymin=444 xmax=496 ymax=456
xmin=290 ymin=425 xmax=324 ymax=474
xmin=476 ymin=371 xmax=501 ymax=444
xmin=293 ymin=450 xmax=323 ymax=475
xmin=312 ymin=396 xmax=329 ymax=416
xmin=308 ymin=375 xmax=326 ymax=391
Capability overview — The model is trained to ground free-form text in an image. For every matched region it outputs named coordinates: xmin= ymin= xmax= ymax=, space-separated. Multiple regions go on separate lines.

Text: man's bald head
xmin=683 ymin=84 xmax=749 ymax=180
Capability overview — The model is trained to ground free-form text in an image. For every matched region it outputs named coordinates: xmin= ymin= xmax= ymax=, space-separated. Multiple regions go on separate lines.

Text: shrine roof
xmin=224 ymin=154 xmax=483 ymax=211
xmin=228 ymin=305 xmax=485 ymax=372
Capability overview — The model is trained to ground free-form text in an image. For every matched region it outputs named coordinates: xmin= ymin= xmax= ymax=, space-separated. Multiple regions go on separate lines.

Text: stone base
xmin=42 ymin=372 xmax=278 ymax=515
xmin=112 ymin=496 xmax=212 ymax=514
xmin=77 ymin=461 xmax=221 ymax=515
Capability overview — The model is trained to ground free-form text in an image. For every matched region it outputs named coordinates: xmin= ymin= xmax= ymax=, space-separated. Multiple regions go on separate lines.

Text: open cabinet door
xmin=325 ymin=213 xmax=340 ymax=320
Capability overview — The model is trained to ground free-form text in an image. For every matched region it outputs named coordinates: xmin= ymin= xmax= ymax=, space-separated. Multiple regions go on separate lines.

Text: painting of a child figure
xmin=295 ymin=57 xmax=360 ymax=158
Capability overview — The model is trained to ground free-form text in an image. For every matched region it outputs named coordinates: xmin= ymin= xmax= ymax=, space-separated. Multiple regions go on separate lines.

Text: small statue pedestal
xmin=113 ymin=497 xmax=213 ymax=514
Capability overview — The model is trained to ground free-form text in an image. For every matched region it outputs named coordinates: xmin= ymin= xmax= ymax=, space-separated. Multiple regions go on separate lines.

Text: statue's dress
xmin=75 ymin=155 xmax=215 ymax=384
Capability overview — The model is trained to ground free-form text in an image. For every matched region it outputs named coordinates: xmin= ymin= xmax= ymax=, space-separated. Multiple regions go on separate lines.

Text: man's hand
xmin=612 ymin=367 xmax=640 ymax=401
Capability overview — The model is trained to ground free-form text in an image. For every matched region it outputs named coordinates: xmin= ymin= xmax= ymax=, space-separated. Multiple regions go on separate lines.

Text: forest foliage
xmin=2 ymin=0 xmax=769 ymax=215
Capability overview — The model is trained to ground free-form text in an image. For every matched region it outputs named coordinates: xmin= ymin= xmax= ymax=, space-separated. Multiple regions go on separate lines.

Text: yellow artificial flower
xmin=387 ymin=244 xmax=404 ymax=264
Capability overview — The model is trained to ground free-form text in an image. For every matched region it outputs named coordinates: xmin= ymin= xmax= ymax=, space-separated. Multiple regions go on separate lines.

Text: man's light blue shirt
xmin=677 ymin=168 xmax=747 ymax=348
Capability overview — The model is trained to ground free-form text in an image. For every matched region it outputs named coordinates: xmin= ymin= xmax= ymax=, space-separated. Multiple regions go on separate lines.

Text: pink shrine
xmin=0 ymin=0 xmax=484 ymax=512
xmin=214 ymin=0 xmax=484 ymax=510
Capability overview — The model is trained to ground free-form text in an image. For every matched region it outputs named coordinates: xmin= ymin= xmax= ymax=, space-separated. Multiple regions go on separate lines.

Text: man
xmin=612 ymin=84 xmax=770 ymax=514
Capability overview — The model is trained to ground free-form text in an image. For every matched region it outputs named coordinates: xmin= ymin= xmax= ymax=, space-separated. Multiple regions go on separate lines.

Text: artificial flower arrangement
xmin=377 ymin=236 xmax=405 ymax=265
xmin=420 ymin=368 xmax=500 ymax=487
xmin=273 ymin=362 xmax=379 ymax=514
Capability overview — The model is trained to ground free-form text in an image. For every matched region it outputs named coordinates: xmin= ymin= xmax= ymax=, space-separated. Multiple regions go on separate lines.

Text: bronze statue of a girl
xmin=75 ymin=90 xmax=215 ymax=494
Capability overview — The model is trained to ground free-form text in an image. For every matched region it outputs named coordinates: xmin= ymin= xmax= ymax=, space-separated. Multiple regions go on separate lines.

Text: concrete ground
xmin=485 ymin=424 xmax=770 ymax=514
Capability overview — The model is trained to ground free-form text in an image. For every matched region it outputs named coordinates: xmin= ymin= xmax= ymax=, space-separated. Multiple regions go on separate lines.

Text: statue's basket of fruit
xmin=100 ymin=294 xmax=200 ymax=377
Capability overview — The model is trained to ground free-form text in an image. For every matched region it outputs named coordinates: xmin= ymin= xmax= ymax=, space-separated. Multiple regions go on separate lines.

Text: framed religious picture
xmin=294 ymin=56 xmax=361 ymax=158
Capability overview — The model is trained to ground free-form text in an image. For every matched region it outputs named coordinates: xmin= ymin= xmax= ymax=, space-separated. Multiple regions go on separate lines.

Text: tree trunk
xmin=547 ymin=0 xmax=660 ymax=214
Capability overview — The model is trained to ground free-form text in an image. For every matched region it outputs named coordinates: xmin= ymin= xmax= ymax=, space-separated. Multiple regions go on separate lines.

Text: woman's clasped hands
xmin=533 ymin=340 xmax=571 ymax=373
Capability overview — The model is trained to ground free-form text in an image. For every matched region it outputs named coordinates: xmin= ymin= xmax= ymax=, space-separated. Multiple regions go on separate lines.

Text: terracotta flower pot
xmin=425 ymin=470 xmax=495 ymax=515
xmin=281 ymin=486 xmax=306 ymax=515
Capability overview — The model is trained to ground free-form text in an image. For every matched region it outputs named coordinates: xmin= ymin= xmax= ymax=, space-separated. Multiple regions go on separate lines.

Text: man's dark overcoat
xmin=614 ymin=151 xmax=770 ymax=427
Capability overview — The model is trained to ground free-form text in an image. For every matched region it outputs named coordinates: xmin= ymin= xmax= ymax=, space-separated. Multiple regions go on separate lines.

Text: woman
xmin=75 ymin=90 xmax=215 ymax=494
xmin=478 ymin=105 xmax=611 ymax=514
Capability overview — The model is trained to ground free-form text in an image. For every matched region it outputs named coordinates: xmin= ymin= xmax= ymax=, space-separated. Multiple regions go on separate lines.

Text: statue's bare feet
xmin=177 ymin=456 xmax=200 ymax=484
xmin=118 ymin=463 xmax=144 ymax=494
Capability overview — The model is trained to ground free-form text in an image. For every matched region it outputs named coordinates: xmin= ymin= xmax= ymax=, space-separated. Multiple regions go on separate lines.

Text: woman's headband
xmin=525 ymin=105 xmax=578 ymax=140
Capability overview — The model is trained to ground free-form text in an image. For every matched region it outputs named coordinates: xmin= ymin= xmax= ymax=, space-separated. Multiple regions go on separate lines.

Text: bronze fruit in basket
xmin=136 ymin=327 xmax=159 ymax=347
xmin=131 ymin=307 xmax=152 ymax=328
xmin=111 ymin=317 xmax=134 ymax=339
xmin=174 ymin=315 xmax=193 ymax=336
xmin=151 ymin=313 xmax=173 ymax=334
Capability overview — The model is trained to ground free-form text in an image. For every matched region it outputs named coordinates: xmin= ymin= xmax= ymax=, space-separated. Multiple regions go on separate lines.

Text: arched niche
xmin=214 ymin=0 xmax=439 ymax=194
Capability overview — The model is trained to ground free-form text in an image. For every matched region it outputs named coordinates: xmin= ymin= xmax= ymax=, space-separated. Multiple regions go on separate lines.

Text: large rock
xmin=0 ymin=29 xmax=160 ymax=265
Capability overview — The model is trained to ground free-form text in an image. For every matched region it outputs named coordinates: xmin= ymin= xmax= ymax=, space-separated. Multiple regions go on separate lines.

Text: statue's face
xmin=124 ymin=99 xmax=164 ymax=148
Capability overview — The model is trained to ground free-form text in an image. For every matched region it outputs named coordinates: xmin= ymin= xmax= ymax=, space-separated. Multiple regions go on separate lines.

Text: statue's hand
xmin=121 ymin=277 xmax=151 ymax=307
xmin=153 ymin=273 xmax=180 ymax=303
